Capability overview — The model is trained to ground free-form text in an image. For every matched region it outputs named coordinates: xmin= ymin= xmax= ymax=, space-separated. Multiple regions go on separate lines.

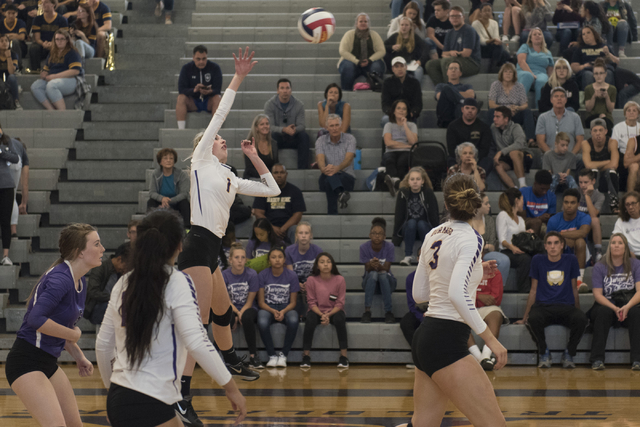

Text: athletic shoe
xmin=165 ymin=15 xmax=173 ymax=24
xmin=595 ymin=252 xmax=603 ymax=263
xmin=399 ymin=256 xmax=412 ymax=266
xmin=385 ymin=311 xmax=395 ymax=324
xmin=480 ymin=357 xmax=496 ymax=371
xmin=406 ymin=363 xmax=415 ymax=369
xmin=632 ymin=361 xmax=640 ymax=371
xmin=538 ymin=349 xmax=551 ymax=368
xmin=618 ymin=48 xmax=627 ymax=58
xmin=300 ymin=355 xmax=311 ymax=368
xmin=337 ymin=356 xmax=349 ymax=369
xmin=226 ymin=356 xmax=260 ymax=381
xmin=266 ymin=355 xmax=278 ymax=368
xmin=510 ymin=35 xmax=520 ymax=43
xmin=276 ymin=352 xmax=287 ymax=368
xmin=592 ymin=360 xmax=605 ymax=370
xmin=1 ymin=257 xmax=12 ymax=266
xmin=577 ymin=277 xmax=589 ymax=293
xmin=501 ymin=34 xmax=510 ymax=43
xmin=361 ymin=311 xmax=372 ymax=323
xmin=248 ymin=356 xmax=264 ymax=370
xmin=154 ymin=0 xmax=164 ymax=16
xmin=174 ymin=396 xmax=203 ymax=427
xmin=562 ymin=350 xmax=575 ymax=369
xmin=14 ymin=100 xmax=22 ymax=111
xmin=384 ymin=175 xmax=397 ymax=197
xmin=338 ymin=191 xmax=351 ymax=209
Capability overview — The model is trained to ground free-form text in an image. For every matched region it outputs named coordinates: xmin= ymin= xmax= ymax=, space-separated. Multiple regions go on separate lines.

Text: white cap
xmin=391 ymin=57 xmax=406 ymax=66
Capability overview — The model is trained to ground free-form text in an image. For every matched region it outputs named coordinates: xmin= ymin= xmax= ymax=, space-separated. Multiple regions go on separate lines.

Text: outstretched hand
xmin=233 ymin=47 xmax=258 ymax=78
xmin=241 ymin=138 xmax=257 ymax=157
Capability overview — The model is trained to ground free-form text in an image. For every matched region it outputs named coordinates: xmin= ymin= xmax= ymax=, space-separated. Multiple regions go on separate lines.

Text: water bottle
xmin=354 ymin=148 xmax=362 ymax=170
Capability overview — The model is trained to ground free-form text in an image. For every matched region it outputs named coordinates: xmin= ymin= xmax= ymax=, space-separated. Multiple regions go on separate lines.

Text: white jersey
xmin=413 ymin=220 xmax=487 ymax=335
xmin=95 ymin=267 xmax=232 ymax=405
xmin=190 ymin=89 xmax=281 ymax=238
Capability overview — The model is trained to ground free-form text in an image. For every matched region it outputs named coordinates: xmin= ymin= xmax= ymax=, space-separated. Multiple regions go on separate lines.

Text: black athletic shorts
xmin=107 ymin=383 xmax=176 ymax=427
xmin=412 ymin=316 xmax=472 ymax=377
xmin=177 ymin=225 xmax=222 ymax=271
xmin=5 ymin=338 xmax=59 ymax=386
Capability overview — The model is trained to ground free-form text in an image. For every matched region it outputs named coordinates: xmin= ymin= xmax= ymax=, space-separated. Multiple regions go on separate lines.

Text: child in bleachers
xmin=543 ymin=132 xmax=578 ymax=193
xmin=246 ymin=218 xmax=281 ymax=259
xmin=360 ymin=217 xmax=397 ymax=324
xmin=285 ymin=222 xmax=323 ymax=318
xmin=577 ymin=168 xmax=604 ymax=263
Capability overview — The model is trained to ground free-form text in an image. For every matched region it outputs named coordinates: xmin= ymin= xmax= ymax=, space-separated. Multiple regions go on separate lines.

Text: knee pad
xmin=211 ymin=305 xmax=233 ymax=327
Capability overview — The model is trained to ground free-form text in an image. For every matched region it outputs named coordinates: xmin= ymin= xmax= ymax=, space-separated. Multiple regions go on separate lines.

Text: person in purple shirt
xmin=399 ymin=269 xmax=427 ymax=352
xmin=222 ymin=243 xmax=262 ymax=370
xmin=257 ymin=247 xmax=300 ymax=368
xmin=245 ymin=217 xmax=283 ymax=259
xmin=360 ymin=217 xmax=397 ymax=324
xmin=5 ymin=223 xmax=104 ymax=426
xmin=285 ymin=222 xmax=323 ymax=317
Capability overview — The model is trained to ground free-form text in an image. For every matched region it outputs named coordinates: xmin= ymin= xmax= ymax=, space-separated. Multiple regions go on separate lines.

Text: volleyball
xmin=298 ymin=7 xmax=336 ymax=44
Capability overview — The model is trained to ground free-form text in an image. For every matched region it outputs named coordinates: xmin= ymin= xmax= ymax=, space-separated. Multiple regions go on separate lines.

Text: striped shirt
xmin=314 ymin=133 xmax=357 ymax=177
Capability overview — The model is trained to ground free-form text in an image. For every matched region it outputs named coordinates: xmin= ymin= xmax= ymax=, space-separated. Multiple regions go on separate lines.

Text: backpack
xmin=409 ymin=141 xmax=448 ymax=191
xmin=0 ymin=79 xmax=15 ymax=110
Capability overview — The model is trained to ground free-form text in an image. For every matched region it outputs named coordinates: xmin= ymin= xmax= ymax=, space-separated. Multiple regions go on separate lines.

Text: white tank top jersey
xmin=190 ymin=88 xmax=281 ymax=238
xmin=413 ymin=220 xmax=488 ymax=335
xmin=95 ymin=267 xmax=232 ymax=405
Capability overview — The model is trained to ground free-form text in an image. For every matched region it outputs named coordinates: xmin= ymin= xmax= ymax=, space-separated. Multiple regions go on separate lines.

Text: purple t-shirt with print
xmin=258 ymin=268 xmax=300 ymax=306
xmin=222 ymin=267 xmax=260 ymax=310
xmin=592 ymin=258 xmax=640 ymax=299
xmin=285 ymin=243 xmax=323 ymax=283
xmin=245 ymin=240 xmax=272 ymax=259
xmin=359 ymin=241 xmax=395 ymax=265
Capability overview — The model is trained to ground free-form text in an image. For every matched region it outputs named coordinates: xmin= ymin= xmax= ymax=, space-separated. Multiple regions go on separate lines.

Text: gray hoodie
xmin=491 ymin=120 xmax=528 ymax=155
xmin=149 ymin=166 xmax=190 ymax=204
xmin=264 ymin=94 xmax=306 ymax=134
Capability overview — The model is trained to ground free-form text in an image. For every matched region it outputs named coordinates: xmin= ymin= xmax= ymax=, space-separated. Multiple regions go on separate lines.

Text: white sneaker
xmin=14 ymin=99 xmax=22 ymax=111
xmin=276 ymin=352 xmax=287 ymax=368
xmin=510 ymin=35 xmax=520 ymax=43
xmin=618 ymin=49 xmax=627 ymax=58
xmin=154 ymin=0 xmax=164 ymax=16
xmin=1 ymin=257 xmax=12 ymax=266
xmin=501 ymin=34 xmax=509 ymax=43
xmin=266 ymin=355 xmax=278 ymax=368
xmin=399 ymin=256 xmax=412 ymax=266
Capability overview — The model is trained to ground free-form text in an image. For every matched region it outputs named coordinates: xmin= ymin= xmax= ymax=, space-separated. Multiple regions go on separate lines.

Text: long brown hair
xmin=399 ymin=166 xmax=434 ymax=190
xmin=498 ymin=188 xmax=522 ymax=222
xmin=600 ymin=233 xmax=633 ymax=280
xmin=49 ymin=29 xmax=78 ymax=63
xmin=75 ymin=3 xmax=96 ymax=39
xmin=443 ymin=174 xmax=482 ymax=221
xmin=402 ymin=1 xmax=424 ymax=31
xmin=395 ymin=17 xmax=416 ymax=53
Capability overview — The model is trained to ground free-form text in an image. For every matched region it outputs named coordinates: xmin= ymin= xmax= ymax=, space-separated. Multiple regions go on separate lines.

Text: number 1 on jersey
xmin=226 ymin=178 xmax=231 ymax=193
xmin=429 ymin=240 xmax=442 ymax=269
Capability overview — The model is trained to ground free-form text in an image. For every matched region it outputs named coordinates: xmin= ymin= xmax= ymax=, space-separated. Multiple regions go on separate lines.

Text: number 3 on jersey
xmin=226 ymin=178 xmax=231 ymax=193
xmin=429 ymin=240 xmax=442 ymax=269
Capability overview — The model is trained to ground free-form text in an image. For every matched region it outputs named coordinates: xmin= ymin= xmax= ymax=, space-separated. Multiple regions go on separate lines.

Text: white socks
xmin=469 ymin=345 xmax=482 ymax=362
xmin=518 ymin=177 xmax=527 ymax=188
xmin=481 ymin=345 xmax=493 ymax=360
xmin=579 ymin=268 xmax=585 ymax=278
xmin=177 ymin=120 xmax=186 ymax=130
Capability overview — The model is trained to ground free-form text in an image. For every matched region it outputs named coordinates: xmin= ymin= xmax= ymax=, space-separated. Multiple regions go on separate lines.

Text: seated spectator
xmin=315 ymin=115 xmax=356 ymax=215
xmin=578 ymin=2 xmax=611 ymax=46
xmin=613 ymin=191 xmax=640 ymax=256
xmin=435 ymin=59 xmax=476 ymax=128
xmin=521 ymin=170 xmax=556 ymax=234
xmin=84 ymin=243 xmax=130 ymax=325
xmin=360 ymin=217 xmax=397 ymax=324
xmin=257 ymin=247 xmax=300 ymax=368
xmin=602 ymin=0 xmax=630 ymax=57
xmin=543 ymin=132 xmax=578 ymax=193
xmin=384 ymin=17 xmax=429 ymax=83
xmin=613 ymin=67 xmax=640 ymax=109
xmin=154 ymin=0 xmax=173 ymax=25
xmin=425 ymin=0 xmax=453 ymax=58
xmin=28 ymin=0 xmax=68 ymax=73
xmin=489 ymin=63 xmax=536 ymax=142
xmin=400 ymin=268 xmax=427 ymax=351
xmin=502 ymin=0 xmax=523 ymax=42
xmin=70 ymin=3 xmax=96 ymax=60
xmin=383 ymin=99 xmax=419 ymax=195
xmin=425 ymin=6 xmax=481 ymax=85
xmin=547 ymin=188 xmax=592 ymax=288
xmin=491 ymin=106 xmax=530 ymax=189
xmin=8 ymin=138 xmax=28 ymax=238
xmin=578 ymin=168 xmax=605 ymax=263
xmin=265 ymin=78 xmax=310 ymax=170
xmin=516 ymin=28 xmax=554 ymax=105
xmin=0 ymin=129 xmax=20 ymax=266
xmin=317 ymin=84 xmax=351 ymax=136
xmin=80 ymin=0 xmax=111 ymax=58
xmin=570 ymin=25 xmax=618 ymax=89
xmin=222 ymin=243 xmax=263 ymax=370
xmin=338 ymin=13 xmax=386 ymax=92
xmin=584 ymin=58 xmax=616 ymax=131
xmin=30 ymin=29 xmax=82 ymax=111
xmin=538 ymin=58 xmax=580 ymax=113
xmin=147 ymin=148 xmax=190 ymax=229
xmin=381 ymin=57 xmax=423 ymax=125
xmin=246 ymin=218 xmax=282 ymax=260
xmin=388 ymin=2 xmax=426 ymax=40
xmin=0 ymin=34 xmax=20 ymax=110
xmin=535 ymin=87 xmax=585 ymax=154
xmin=244 ymin=114 xmax=278 ymax=179
xmin=253 ymin=163 xmax=305 ymax=244
xmin=517 ymin=231 xmax=587 ymax=368
xmin=126 ymin=219 xmax=138 ymax=243
xmin=392 ymin=167 xmax=439 ymax=266
xmin=0 ymin=5 xmax=27 ymax=69
xmin=623 ymin=116 xmax=640 ymax=192
xmin=497 ymin=188 xmax=533 ymax=291
xmin=520 ymin=0 xmax=554 ymax=48
xmin=581 ymin=118 xmax=620 ymax=212
xmin=286 ymin=222 xmax=323 ymax=317
xmin=301 ymin=252 xmax=349 ymax=369
xmin=447 ymin=142 xmax=487 ymax=191
xmin=553 ymin=0 xmax=583 ymax=53
xmin=176 ymin=45 xmax=222 ymax=130
xmin=468 ymin=268 xmax=508 ymax=370
xmin=612 ymin=101 xmax=640 ymax=190
xmin=589 ymin=233 xmax=640 ymax=370
xmin=446 ymin=97 xmax=495 ymax=173
xmin=472 ymin=192 xmax=512 ymax=286
xmin=391 ymin=0 xmax=425 ymax=19
xmin=468 ymin=0 xmax=496 ymax=22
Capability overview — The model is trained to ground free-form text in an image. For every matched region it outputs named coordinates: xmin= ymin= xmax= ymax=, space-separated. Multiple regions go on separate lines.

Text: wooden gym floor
xmin=0 ymin=364 xmax=639 ymax=426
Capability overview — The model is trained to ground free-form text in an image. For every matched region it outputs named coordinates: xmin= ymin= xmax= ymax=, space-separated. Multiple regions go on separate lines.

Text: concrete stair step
xmin=18 ymin=92 xmax=90 ymax=111
xmin=5 ymin=128 xmax=76 ymax=149
xmin=184 ymin=41 xmax=338 ymax=59
xmin=0 ymin=266 xmax=20 ymax=290
xmin=75 ymin=140 xmax=158 ymax=160
xmin=58 ymin=181 xmax=146 ymax=203
xmin=27 ymin=148 xmax=68 ymax=169
xmin=90 ymin=103 xmax=168 ymax=121
xmin=8 ymin=238 xmax=30 ymax=263
xmin=103 ymin=69 xmax=177 ymax=86
xmin=48 ymin=203 xmax=138 ymax=225
xmin=0 ymin=110 xmax=83 ymax=129
xmin=121 ymin=23 xmax=189 ymax=38
xmin=101 ymin=0 xmax=129 ymax=12
xmin=83 ymin=121 xmax=163 ymax=140
xmin=39 ymin=226 xmax=128 ymax=251
xmin=66 ymin=160 xmax=150 ymax=180
xmin=187 ymin=26 xmax=388 ymax=42
xmin=0 ymin=293 xmax=9 ymax=318
xmin=194 ymin=0 xmax=390 ymax=13
xmin=27 ymin=252 xmax=62 ymax=276
xmin=95 ymin=86 xmax=171 ymax=103
xmin=123 ymin=11 xmax=194 ymax=24
xmin=114 ymin=53 xmax=181 ymax=70
xmin=24 ymin=191 xmax=51 ymax=213
xmin=179 ymin=56 xmax=340 ymax=74
xmin=190 ymin=12 xmax=393 ymax=27
xmin=116 ymin=37 xmax=187 ymax=54
xmin=15 ymin=214 xmax=41 ymax=238
xmin=29 ymin=169 xmax=60 ymax=191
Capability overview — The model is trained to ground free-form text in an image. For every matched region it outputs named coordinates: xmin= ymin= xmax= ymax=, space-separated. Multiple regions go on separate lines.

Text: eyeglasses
xmin=626 ymin=201 xmax=639 ymax=208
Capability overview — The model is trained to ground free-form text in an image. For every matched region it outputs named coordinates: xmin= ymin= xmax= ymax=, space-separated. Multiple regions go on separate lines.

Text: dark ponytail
xmin=122 ymin=210 xmax=184 ymax=369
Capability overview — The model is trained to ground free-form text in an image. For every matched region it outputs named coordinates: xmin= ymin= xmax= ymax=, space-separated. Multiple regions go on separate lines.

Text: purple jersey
xmin=285 ymin=243 xmax=323 ymax=282
xmin=359 ymin=241 xmax=395 ymax=265
xmin=222 ymin=267 xmax=260 ymax=310
xmin=17 ymin=262 xmax=87 ymax=358
xmin=245 ymin=239 xmax=272 ymax=259
xmin=592 ymin=258 xmax=640 ymax=299
xmin=258 ymin=268 xmax=300 ymax=306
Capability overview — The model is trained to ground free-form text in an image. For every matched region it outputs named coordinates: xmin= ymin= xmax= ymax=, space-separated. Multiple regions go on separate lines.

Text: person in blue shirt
xmin=30 ymin=29 xmax=82 ymax=110
xmin=27 ymin=0 xmax=68 ymax=72
xmin=4 ymin=224 xmax=103 ymax=426
xmin=146 ymin=148 xmax=191 ymax=229
xmin=520 ymin=170 xmax=556 ymax=234
xmin=546 ymin=188 xmax=592 ymax=288
xmin=176 ymin=44 xmax=223 ymax=130
xmin=0 ymin=5 xmax=27 ymax=68
xmin=516 ymin=231 xmax=588 ymax=368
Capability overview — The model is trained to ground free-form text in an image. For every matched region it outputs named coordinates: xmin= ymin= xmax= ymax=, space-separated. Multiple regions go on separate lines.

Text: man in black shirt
xmin=446 ymin=98 xmax=496 ymax=173
xmin=426 ymin=0 xmax=453 ymax=58
xmin=381 ymin=56 xmax=423 ymax=126
xmin=84 ymin=243 xmax=130 ymax=324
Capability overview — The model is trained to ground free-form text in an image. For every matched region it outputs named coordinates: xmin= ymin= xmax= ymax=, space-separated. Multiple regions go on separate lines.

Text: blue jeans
xmin=551 ymin=174 xmax=578 ymax=193
xmin=425 ymin=37 xmax=438 ymax=57
xmin=4 ymin=74 xmax=19 ymax=101
xmin=272 ymin=131 xmax=310 ymax=169
xmin=30 ymin=77 xmax=76 ymax=104
xmin=362 ymin=270 xmax=397 ymax=313
xmin=408 ymin=67 xmax=424 ymax=86
xmin=556 ymin=28 xmax=579 ymax=53
xmin=257 ymin=303 xmax=299 ymax=357
xmin=403 ymin=219 xmax=431 ymax=256
xmin=338 ymin=59 xmax=385 ymax=91
xmin=74 ymin=39 xmax=95 ymax=59
xmin=612 ymin=20 xmax=630 ymax=49
xmin=517 ymin=70 xmax=549 ymax=105
xmin=483 ymin=251 xmax=511 ymax=287
xmin=318 ymin=172 xmax=355 ymax=215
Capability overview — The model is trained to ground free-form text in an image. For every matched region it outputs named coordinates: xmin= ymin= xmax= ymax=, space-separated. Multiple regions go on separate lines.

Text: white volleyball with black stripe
xmin=298 ymin=7 xmax=336 ymax=44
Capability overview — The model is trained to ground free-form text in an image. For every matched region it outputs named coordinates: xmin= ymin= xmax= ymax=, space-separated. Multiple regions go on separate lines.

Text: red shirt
xmin=475 ymin=271 xmax=503 ymax=307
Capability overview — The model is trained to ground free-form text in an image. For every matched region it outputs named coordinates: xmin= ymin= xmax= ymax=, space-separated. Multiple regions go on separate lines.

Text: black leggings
xmin=0 ymin=187 xmax=14 ymax=250
xmin=384 ymin=151 xmax=410 ymax=180
xmin=303 ymin=310 xmax=348 ymax=351
xmin=231 ymin=308 xmax=258 ymax=355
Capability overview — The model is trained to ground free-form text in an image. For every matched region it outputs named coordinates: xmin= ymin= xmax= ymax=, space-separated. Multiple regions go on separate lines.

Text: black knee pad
xmin=211 ymin=305 xmax=233 ymax=327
